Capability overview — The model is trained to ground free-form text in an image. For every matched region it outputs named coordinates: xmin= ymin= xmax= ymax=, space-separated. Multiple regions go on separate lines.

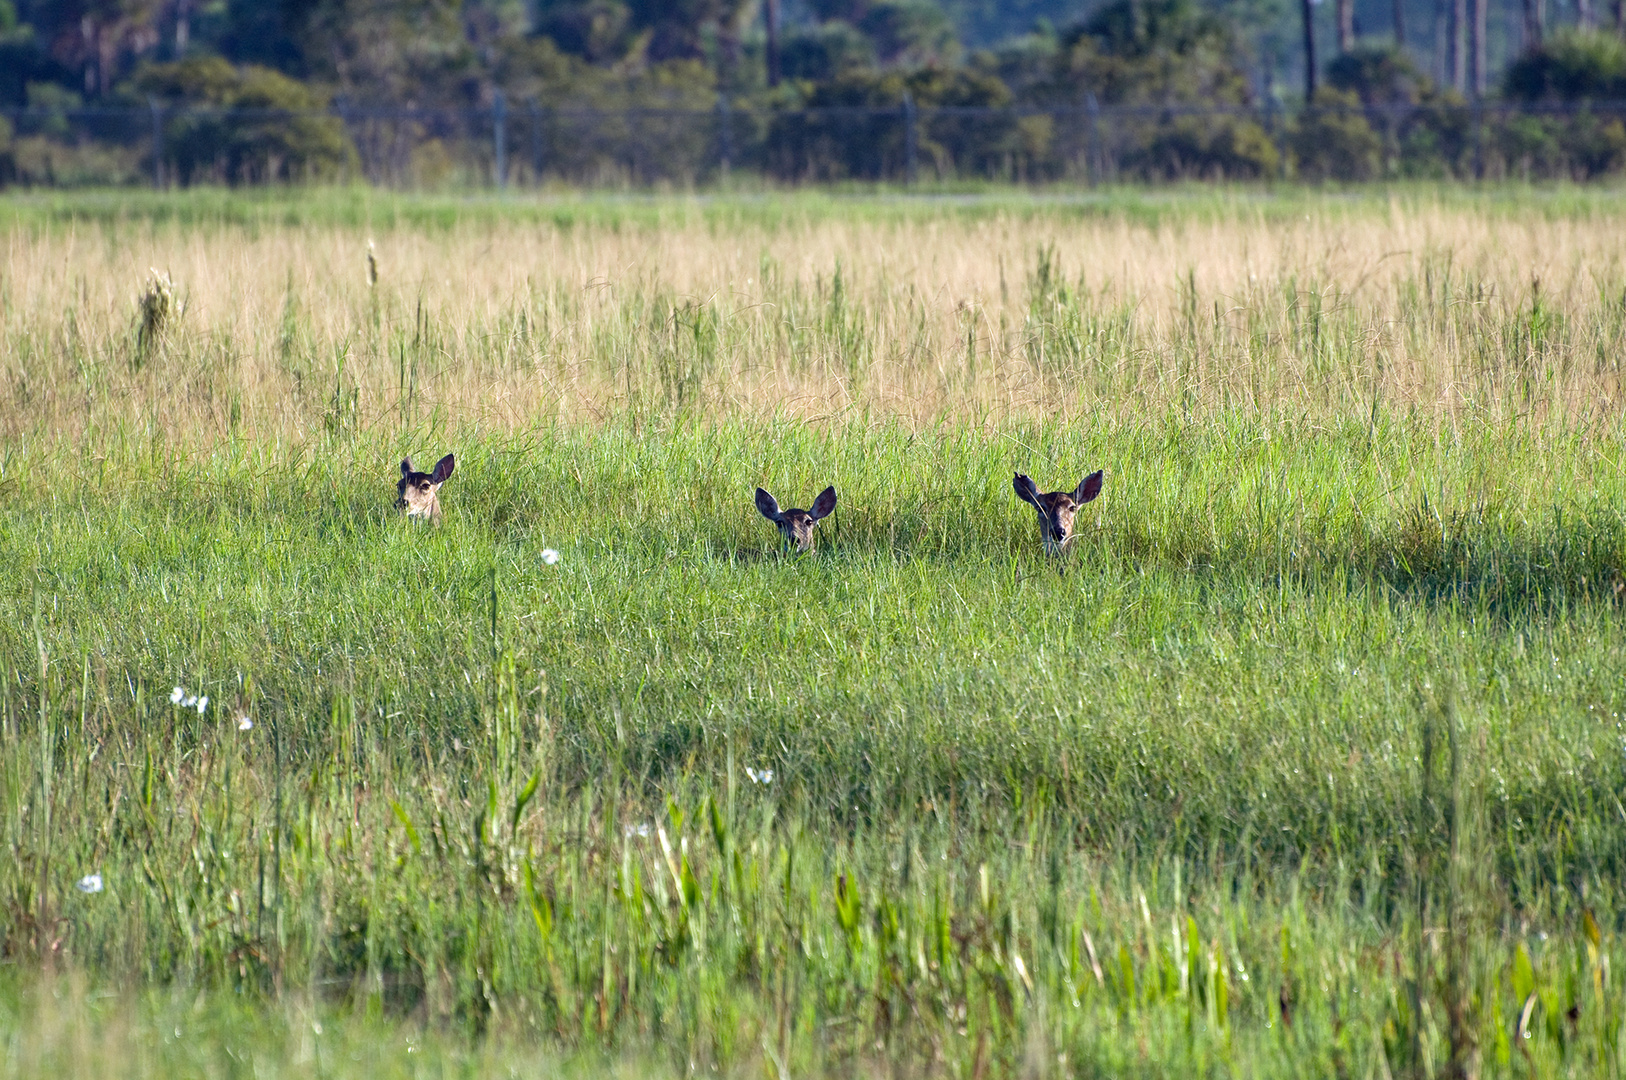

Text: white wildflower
xmin=196 ymin=695 xmax=208 ymax=715
xmin=745 ymin=767 xmax=774 ymax=785
xmin=170 ymin=686 xmax=185 ymax=705
xmin=624 ymin=823 xmax=651 ymax=839
xmin=237 ymin=715 xmax=253 ymax=731
xmin=541 ymin=548 xmax=562 ymax=566
xmin=76 ymin=873 xmax=104 ymax=894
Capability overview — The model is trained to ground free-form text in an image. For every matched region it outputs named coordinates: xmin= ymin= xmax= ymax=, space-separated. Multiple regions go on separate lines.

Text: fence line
xmin=6 ymin=98 xmax=1626 ymax=187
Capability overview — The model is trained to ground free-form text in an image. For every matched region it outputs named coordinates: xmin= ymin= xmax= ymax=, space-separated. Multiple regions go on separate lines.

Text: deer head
xmin=397 ymin=453 xmax=455 ymax=524
xmin=1013 ymin=470 xmax=1102 ymax=553
xmin=756 ymin=485 xmax=837 ymax=552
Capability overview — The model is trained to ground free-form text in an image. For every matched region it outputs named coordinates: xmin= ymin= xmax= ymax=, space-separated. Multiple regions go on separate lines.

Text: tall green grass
xmin=4 ymin=414 xmax=1624 ymax=1076
xmin=1 ymin=189 xmax=1624 ymax=1077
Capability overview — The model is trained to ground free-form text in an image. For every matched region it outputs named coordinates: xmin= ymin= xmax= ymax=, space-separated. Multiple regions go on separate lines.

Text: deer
xmin=1013 ymin=470 xmax=1103 ymax=553
xmin=397 ymin=453 xmax=456 ymax=524
xmin=755 ymin=485 xmax=837 ymax=553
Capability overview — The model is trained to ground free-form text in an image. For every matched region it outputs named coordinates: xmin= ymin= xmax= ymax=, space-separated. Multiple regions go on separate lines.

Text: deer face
xmin=756 ymin=485 xmax=837 ymax=552
xmin=1014 ymin=470 xmax=1103 ymax=553
xmin=397 ymin=453 xmax=455 ymax=524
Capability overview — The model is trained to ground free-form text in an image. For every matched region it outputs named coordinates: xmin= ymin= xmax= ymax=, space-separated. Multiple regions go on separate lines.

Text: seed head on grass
xmin=366 ymin=240 xmax=379 ymax=289
xmin=136 ymin=269 xmax=180 ymax=362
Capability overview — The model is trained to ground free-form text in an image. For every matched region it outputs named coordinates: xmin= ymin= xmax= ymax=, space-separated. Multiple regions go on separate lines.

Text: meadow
xmin=1 ymin=185 xmax=1624 ymax=1078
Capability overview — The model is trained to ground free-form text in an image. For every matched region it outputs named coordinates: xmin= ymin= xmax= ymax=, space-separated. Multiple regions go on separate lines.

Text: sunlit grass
xmin=1 ymin=188 xmax=1624 ymax=1077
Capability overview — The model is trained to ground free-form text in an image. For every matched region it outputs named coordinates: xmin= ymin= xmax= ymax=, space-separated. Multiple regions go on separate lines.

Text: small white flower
xmin=196 ymin=696 xmax=209 ymax=715
xmin=541 ymin=549 xmax=562 ymax=566
xmin=624 ymin=823 xmax=651 ymax=838
xmin=76 ymin=873 xmax=103 ymax=894
xmin=746 ymin=767 xmax=774 ymax=785
xmin=237 ymin=715 xmax=253 ymax=731
xmin=182 ymin=695 xmax=197 ymax=708
xmin=170 ymin=686 xmax=185 ymax=705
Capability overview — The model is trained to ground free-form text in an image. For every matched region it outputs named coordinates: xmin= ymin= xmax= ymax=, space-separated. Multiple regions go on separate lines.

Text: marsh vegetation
xmin=0 ymin=187 xmax=1623 ymax=1077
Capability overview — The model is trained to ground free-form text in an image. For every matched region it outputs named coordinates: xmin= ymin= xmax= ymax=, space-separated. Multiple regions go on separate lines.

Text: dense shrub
xmin=1049 ymin=0 xmax=1253 ymax=106
xmin=1290 ymin=89 xmax=1383 ymax=180
xmin=1505 ymin=29 xmax=1626 ymax=101
xmin=128 ymin=56 xmax=356 ymax=184
xmin=1393 ymin=99 xmax=1473 ymax=177
xmin=1327 ymin=43 xmax=1433 ymax=106
xmin=1492 ymin=110 xmax=1626 ymax=178
xmin=1128 ymin=114 xmax=1281 ymax=179
xmin=766 ymin=67 xmax=1015 ymax=179
xmin=780 ymin=21 xmax=877 ymax=81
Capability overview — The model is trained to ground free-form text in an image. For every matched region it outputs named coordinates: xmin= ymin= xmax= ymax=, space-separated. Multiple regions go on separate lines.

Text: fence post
xmin=149 ymin=98 xmax=163 ymax=189
xmin=493 ymin=90 xmax=507 ymax=189
xmin=903 ymin=93 xmax=918 ymax=185
xmin=1086 ymin=92 xmax=1100 ymax=186
xmin=718 ymin=93 xmax=733 ymax=177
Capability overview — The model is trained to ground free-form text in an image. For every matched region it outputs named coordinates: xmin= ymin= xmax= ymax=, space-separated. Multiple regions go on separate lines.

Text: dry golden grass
xmin=4 ymin=194 xmax=1625 ymax=445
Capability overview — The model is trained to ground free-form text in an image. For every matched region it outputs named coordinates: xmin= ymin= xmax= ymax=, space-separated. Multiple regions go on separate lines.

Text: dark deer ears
xmin=755 ymin=488 xmax=783 ymax=522
xmin=401 ymin=458 xmax=414 ymax=478
xmin=1074 ymin=470 xmax=1103 ymax=504
xmin=1013 ymin=473 xmax=1040 ymax=507
xmin=809 ymin=486 xmax=837 ymax=521
xmin=430 ymin=454 xmax=455 ymax=485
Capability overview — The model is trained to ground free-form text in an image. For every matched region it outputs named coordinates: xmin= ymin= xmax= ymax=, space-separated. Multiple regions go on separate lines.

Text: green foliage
xmin=767 ymin=66 xmax=1013 ymax=178
xmin=129 ymin=56 xmax=356 ymax=184
xmin=0 ymin=409 xmax=1624 ymax=1073
xmin=1130 ymin=115 xmax=1281 ymax=179
xmin=533 ymin=0 xmax=647 ymax=64
xmin=1053 ymin=0 xmax=1253 ymax=105
xmin=1327 ymin=42 xmax=1433 ymax=105
xmin=856 ymin=0 xmax=961 ymax=66
xmin=781 ymin=20 xmax=879 ymax=81
xmin=0 ymin=190 xmax=1624 ymax=1073
xmin=1290 ymin=88 xmax=1383 ymax=181
xmin=1493 ymin=109 xmax=1626 ymax=179
xmin=1504 ymin=28 xmax=1626 ymax=102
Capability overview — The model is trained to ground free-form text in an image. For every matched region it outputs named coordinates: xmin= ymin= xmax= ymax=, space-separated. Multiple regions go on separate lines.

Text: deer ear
xmin=755 ymin=488 xmax=782 ymax=522
xmin=809 ymin=486 xmax=837 ymax=521
xmin=1013 ymin=473 xmax=1040 ymax=507
xmin=1075 ymin=470 xmax=1103 ymax=504
xmin=401 ymin=458 xmax=413 ymax=477
xmin=431 ymin=454 xmax=455 ymax=484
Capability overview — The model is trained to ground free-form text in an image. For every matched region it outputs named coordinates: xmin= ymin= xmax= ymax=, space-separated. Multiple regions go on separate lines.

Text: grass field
xmin=2 ymin=185 xmax=1625 ymax=1078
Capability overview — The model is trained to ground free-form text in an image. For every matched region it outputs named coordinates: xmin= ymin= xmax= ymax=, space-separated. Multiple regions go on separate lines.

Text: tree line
xmin=4 ymin=0 xmax=1626 ymax=183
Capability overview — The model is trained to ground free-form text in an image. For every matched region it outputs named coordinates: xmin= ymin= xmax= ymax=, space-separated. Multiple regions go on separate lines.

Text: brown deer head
xmin=1014 ymin=470 xmax=1102 ymax=552
xmin=756 ymin=485 xmax=837 ymax=552
xmin=397 ymin=453 xmax=455 ymax=524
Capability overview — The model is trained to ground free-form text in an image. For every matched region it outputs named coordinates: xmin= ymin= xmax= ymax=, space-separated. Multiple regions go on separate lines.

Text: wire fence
xmin=6 ymin=96 xmax=1626 ymax=187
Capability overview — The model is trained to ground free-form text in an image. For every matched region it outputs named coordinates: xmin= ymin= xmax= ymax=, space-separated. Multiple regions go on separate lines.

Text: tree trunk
xmin=1395 ymin=0 xmax=1406 ymax=47
xmin=1435 ymin=0 xmax=1449 ymax=83
xmin=174 ymin=0 xmax=190 ymax=56
xmin=765 ymin=0 xmax=781 ymax=87
xmin=1302 ymin=0 xmax=1318 ymax=98
xmin=1452 ymin=0 xmax=1467 ymax=92
xmin=1471 ymin=0 xmax=1486 ymax=96
xmin=1523 ymin=0 xmax=1545 ymax=47
xmin=1337 ymin=0 xmax=1355 ymax=52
